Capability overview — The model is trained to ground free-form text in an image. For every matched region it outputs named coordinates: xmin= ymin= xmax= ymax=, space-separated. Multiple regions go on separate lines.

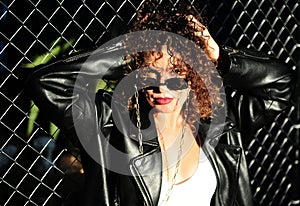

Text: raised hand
xmin=186 ymin=15 xmax=220 ymax=62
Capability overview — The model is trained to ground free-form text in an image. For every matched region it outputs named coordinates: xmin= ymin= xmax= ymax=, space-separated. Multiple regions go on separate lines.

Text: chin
xmin=147 ymin=99 xmax=182 ymax=113
xmin=154 ymin=102 xmax=179 ymax=113
xmin=155 ymin=107 xmax=175 ymax=113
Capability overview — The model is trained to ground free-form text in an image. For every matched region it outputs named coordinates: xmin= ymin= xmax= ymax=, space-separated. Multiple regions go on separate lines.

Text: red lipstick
xmin=154 ymin=97 xmax=173 ymax=105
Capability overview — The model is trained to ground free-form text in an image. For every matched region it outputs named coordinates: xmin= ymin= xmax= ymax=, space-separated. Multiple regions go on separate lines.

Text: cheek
xmin=176 ymin=89 xmax=189 ymax=105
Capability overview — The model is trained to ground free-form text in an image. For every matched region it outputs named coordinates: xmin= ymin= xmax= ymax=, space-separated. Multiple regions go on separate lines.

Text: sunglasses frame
xmin=140 ymin=77 xmax=189 ymax=90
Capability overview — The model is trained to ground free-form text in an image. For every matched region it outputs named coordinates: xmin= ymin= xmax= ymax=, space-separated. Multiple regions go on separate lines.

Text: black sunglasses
xmin=139 ymin=77 xmax=188 ymax=90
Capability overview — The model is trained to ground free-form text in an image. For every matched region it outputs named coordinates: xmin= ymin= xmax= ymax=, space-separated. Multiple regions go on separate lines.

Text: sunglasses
xmin=139 ymin=77 xmax=188 ymax=90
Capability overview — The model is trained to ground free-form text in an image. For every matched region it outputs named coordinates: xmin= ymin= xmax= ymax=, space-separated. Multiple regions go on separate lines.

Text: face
xmin=140 ymin=52 xmax=190 ymax=114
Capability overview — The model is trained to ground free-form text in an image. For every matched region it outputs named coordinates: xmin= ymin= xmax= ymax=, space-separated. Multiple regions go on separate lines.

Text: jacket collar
xmin=129 ymin=119 xmax=239 ymax=206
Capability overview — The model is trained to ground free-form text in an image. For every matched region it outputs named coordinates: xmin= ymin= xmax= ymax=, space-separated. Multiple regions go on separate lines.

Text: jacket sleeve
xmin=26 ymin=45 xmax=129 ymax=132
xmin=25 ymin=44 xmax=130 ymax=206
xmin=218 ymin=46 xmax=295 ymax=135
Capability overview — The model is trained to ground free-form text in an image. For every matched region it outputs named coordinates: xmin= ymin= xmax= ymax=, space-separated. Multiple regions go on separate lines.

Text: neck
xmin=154 ymin=110 xmax=187 ymax=150
xmin=153 ymin=111 xmax=184 ymax=130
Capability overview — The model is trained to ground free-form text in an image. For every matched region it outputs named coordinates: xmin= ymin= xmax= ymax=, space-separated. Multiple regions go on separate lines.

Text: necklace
xmin=158 ymin=90 xmax=190 ymax=206
xmin=157 ymin=126 xmax=185 ymax=182
xmin=157 ymin=128 xmax=171 ymax=181
xmin=135 ymin=84 xmax=191 ymax=205
xmin=157 ymin=124 xmax=186 ymax=206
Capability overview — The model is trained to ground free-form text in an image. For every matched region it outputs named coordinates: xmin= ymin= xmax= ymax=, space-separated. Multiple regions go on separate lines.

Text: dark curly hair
xmin=128 ymin=0 xmax=208 ymax=50
xmin=124 ymin=0 xmax=223 ymax=129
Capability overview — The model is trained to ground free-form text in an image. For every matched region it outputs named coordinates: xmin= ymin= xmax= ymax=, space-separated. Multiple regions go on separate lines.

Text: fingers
xmin=185 ymin=14 xmax=220 ymax=62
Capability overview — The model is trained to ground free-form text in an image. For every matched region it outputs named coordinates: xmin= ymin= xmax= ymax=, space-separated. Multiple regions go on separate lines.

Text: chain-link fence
xmin=0 ymin=0 xmax=299 ymax=205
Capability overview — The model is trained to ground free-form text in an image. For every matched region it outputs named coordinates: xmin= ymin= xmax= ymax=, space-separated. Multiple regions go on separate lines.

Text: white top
xmin=157 ymin=148 xmax=217 ymax=206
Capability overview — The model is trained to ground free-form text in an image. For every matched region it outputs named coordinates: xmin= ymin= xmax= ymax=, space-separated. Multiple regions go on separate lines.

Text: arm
xmin=26 ymin=43 xmax=129 ymax=132
xmin=218 ymin=46 xmax=295 ymax=134
xmin=26 ymin=43 xmax=129 ymax=206
xmin=189 ymin=15 xmax=295 ymax=134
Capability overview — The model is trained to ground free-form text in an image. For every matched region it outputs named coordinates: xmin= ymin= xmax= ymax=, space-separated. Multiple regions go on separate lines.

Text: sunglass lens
xmin=166 ymin=78 xmax=188 ymax=90
xmin=139 ymin=78 xmax=188 ymax=90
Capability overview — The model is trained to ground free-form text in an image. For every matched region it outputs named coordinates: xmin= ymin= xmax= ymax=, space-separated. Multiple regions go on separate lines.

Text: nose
xmin=152 ymin=84 xmax=168 ymax=93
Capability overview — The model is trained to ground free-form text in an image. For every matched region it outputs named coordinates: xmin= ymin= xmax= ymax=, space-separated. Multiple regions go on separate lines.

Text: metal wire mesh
xmin=0 ymin=0 xmax=299 ymax=205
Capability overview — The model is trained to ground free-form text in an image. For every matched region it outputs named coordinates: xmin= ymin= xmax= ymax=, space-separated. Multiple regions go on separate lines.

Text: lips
xmin=154 ymin=97 xmax=174 ymax=105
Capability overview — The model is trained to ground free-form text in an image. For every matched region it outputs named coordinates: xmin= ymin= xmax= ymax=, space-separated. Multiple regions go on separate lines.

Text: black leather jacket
xmin=26 ymin=44 xmax=294 ymax=206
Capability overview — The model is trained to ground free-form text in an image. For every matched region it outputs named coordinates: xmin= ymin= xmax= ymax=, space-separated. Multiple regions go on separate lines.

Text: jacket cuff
xmin=216 ymin=45 xmax=232 ymax=76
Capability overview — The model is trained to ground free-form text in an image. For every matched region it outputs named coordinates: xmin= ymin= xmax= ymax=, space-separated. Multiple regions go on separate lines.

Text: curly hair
xmin=124 ymin=0 xmax=223 ymax=128
xmin=128 ymin=0 xmax=208 ymax=50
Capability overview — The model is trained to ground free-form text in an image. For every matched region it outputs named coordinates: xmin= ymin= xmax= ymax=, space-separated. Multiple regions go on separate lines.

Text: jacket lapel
xmin=200 ymin=119 xmax=242 ymax=205
xmin=205 ymin=141 xmax=242 ymax=206
xmin=130 ymin=148 xmax=162 ymax=206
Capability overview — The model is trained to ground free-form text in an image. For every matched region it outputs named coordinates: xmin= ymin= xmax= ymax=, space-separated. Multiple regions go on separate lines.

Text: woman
xmin=26 ymin=1 xmax=295 ymax=205
xmin=129 ymin=45 xmax=219 ymax=206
